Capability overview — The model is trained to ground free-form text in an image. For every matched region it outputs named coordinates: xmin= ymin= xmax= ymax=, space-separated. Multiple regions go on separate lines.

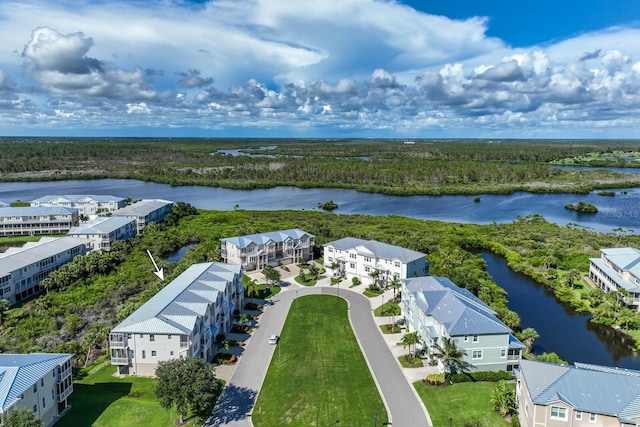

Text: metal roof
xmin=112 ymin=262 xmax=242 ymax=335
xmin=0 ymin=206 xmax=77 ymax=218
xmin=31 ymin=195 xmax=125 ymax=203
xmin=0 ymin=237 xmax=92 ymax=275
xmin=519 ymin=359 xmax=640 ymax=423
xmin=405 ymin=276 xmax=511 ymax=336
xmin=594 ymin=247 xmax=640 ymax=290
xmin=221 ymin=228 xmax=313 ymax=249
xmin=325 ymin=237 xmax=426 ymax=263
xmin=0 ymin=353 xmax=73 ymax=412
xmin=68 ymin=216 xmax=136 ymax=235
xmin=590 ymin=257 xmax=640 ymax=293
xmin=113 ymin=199 xmax=173 ymax=217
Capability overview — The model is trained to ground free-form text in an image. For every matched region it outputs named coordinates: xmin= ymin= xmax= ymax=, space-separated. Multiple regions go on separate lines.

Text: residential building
xmin=0 ymin=236 xmax=92 ymax=304
xmin=30 ymin=195 xmax=127 ymax=218
xmin=0 ymin=201 xmax=9 ymax=208
xmin=109 ymin=262 xmax=243 ymax=377
xmin=0 ymin=353 xmax=73 ymax=427
xmin=0 ymin=206 xmax=79 ymax=237
xmin=402 ymin=276 xmax=523 ymax=373
xmin=221 ymin=228 xmax=315 ymax=271
xmin=113 ymin=199 xmax=173 ymax=234
xmin=516 ymin=359 xmax=640 ymax=427
xmin=589 ymin=247 xmax=640 ymax=311
xmin=323 ymin=237 xmax=428 ymax=286
xmin=68 ymin=216 xmax=137 ymax=251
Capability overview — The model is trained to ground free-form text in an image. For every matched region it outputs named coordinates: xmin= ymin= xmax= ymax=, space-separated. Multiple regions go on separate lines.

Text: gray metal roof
xmin=112 ymin=262 xmax=242 ymax=335
xmin=0 ymin=353 xmax=73 ymax=412
xmin=519 ymin=359 xmax=640 ymax=423
xmin=0 ymin=206 xmax=77 ymax=219
xmin=113 ymin=199 xmax=173 ymax=217
xmin=31 ymin=195 xmax=125 ymax=203
xmin=594 ymin=247 xmax=640 ymax=291
xmin=0 ymin=237 xmax=92 ymax=275
xmin=221 ymin=228 xmax=313 ymax=249
xmin=405 ymin=276 xmax=511 ymax=336
xmin=590 ymin=257 xmax=640 ymax=293
xmin=68 ymin=216 xmax=136 ymax=235
xmin=326 ymin=237 xmax=426 ymax=263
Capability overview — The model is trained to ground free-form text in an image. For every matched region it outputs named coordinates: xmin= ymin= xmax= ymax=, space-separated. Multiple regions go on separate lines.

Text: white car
xmin=268 ymin=334 xmax=279 ymax=345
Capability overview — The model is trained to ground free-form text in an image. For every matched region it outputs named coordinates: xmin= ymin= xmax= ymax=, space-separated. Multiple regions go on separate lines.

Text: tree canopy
xmin=154 ymin=357 xmax=224 ymax=424
xmin=1 ymin=408 xmax=44 ymax=427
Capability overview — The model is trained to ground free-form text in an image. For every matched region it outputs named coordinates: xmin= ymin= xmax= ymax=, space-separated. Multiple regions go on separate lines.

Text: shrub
xmin=245 ymin=302 xmax=260 ymax=310
xmin=450 ymin=370 xmax=512 ymax=383
xmin=425 ymin=372 xmax=445 ymax=386
xmin=351 ymin=277 xmax=361 ymax=286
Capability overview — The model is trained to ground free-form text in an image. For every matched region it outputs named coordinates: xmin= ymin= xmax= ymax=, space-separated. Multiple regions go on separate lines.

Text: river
xmin=0 ymin=179 xmax=639 ymax=233
xmin=482 ymin=252 xmax=640 ymax=369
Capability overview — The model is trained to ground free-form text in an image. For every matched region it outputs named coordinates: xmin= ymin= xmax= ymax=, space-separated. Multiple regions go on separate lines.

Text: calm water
xmin=0 ymin=179 xmax=639 ymax=233
xmin=482 ymin=252 xmax=640 ymax=369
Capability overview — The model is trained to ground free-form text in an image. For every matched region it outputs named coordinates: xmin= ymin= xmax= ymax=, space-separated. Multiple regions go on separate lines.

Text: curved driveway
xmin=206 ymin=285 xmax=431 ymax=427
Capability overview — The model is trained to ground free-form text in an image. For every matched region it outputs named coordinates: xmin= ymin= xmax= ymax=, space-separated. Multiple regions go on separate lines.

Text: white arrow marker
xmin=147 ymin=250 xmax=165 ymax=282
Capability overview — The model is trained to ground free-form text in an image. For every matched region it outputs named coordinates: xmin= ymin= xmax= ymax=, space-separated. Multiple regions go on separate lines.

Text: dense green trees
xmin=155 ymin=357 xmax=224 ymax=424
xmin=431 ymin=337 xmax=471 ymax=383
xmin=1 ymin=138 xmax=640 ymax=195
xmin=1 ymin=408 xmax=44 ymax=427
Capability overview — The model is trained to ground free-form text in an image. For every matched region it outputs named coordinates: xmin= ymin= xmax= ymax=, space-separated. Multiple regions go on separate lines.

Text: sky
xmin=2 ymin=0 xmax=640 ymax=139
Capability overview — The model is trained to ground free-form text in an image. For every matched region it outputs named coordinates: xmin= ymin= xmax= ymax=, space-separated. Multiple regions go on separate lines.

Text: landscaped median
xmin=251 ymin=294 xmax=388 ymax=426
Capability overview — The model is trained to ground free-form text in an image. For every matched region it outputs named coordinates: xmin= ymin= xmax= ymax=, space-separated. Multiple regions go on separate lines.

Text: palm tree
xmin=245 ymin=278 xmax=260 ymax=303
xmin=330 ymin=261 xmax=340 ymax=277
xmin=566 ymin=268 xmax=581 ymax=290
xmin=430 ymin=336 xmax=471 ymax=383
xmin=389 ymin=275 xmax=400 ymax=300
xmin=517 ymin=327 xmax=539 ymax=355
xmin=400 ymin=331 xmax=421 ymax=359
xmin=369 ymin=269 xmax=381 ymax=289
xmin=491 ymin=380 xmax=517 ymax=417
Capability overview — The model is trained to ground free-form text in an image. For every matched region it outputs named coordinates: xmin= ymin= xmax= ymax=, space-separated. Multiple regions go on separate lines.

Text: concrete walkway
xmin=205 ymin=264 xmax=434 ymax=426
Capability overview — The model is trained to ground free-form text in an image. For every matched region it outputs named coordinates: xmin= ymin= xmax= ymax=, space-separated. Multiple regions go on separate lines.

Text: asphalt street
xmin=205 ymin=285 xmax=431 ymax=427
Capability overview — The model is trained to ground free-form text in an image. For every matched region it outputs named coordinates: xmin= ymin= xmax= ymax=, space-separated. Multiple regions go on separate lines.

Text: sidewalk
xmin=237 ymin=263 xmax=440 ymax=386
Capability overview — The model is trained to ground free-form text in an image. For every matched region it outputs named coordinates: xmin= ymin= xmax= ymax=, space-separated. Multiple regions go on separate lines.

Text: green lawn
xmin=57 ymin=360 xmax=200 ymax=427
xmin=415 ymin=381 xmax=511 ymax=427
xmin=252 ymin=295 xmax=387 ymax=426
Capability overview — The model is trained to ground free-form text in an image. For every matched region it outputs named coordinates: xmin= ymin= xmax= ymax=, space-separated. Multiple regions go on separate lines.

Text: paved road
xmin=205 ymin=285 xmax=431 ymax=427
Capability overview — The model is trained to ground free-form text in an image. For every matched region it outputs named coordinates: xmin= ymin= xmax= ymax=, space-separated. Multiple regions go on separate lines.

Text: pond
xmin=482 ymin=252 xmax=640 ymax=369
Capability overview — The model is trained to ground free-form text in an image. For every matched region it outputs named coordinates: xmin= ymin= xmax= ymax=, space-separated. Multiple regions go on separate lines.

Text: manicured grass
xmin=373 ymin=302 xmax=400 ymax=317
xmin=252 ymin=295 xmax=387 ymax=426
xmin=398 ymin=355 xmax=423 ymax=368
xmin=379 ymin=324 xmax=400 ymax=334
xmin=58 ymin=360 xmax=200 ymax=427
xmin=414 ymin=381 xmax=511 ymax=426
xmin=294 ymin=275 xmax=317 ymax=286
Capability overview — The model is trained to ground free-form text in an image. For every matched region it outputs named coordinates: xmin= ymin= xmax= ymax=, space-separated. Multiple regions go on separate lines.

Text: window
xmin=463 ymin=335 xmax=469 ymax=342
xmin=350 ymin=253 xmax=356 ymax=259
xmin=575 ymin=411 xmax=582 ymax=420
xmin=33 ymin=384 xmax=38 ymax=393
xmin=42 ymin=397 xmax=46 ymax=408
xmin=170 ymin=351 xmax=174 ymax=356
xmin=550 ymin=406 xmax=567 ymax=421
xmin=364 ymin=256 xmax=371 ymax=262
xmin=33 ymin=405 xmax=37 ymax=413
xmin=472 ymin=350 xmax=483 ymax=359
xmin=365 ymin=266 xmax=371 ymax=272
xmin=139 ymin=334 xmax=144 ymax=338
xmin=350 ymin=263 xmax=355 ymax=269
xmin=589 ymin=413 xmax=596 ymax=423
xmin=142 ymin=350 xmax=146 ymax=359
xmin=150 ymin=334 xmax=155 ymax=342
xmin=151 ymin=351 xmax=157 ymax=357
xmin=41 ymin=378 xmax=44 ymax=387
xmin=500 ymin=349 xmax=506 ymax=358
xmin=472 ymin=335 xmax=479 ymax=343
xmin=168 ymin=335 xmax=171 ymax=339
xmin=328 ymin=247 xmax=333 ymax=252
xmin=394 ymin=261 xmax=400 ymax=267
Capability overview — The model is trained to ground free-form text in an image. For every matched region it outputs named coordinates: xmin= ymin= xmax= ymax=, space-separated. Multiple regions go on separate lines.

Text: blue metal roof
xmin=325 ymin=237 xmax=426 ymax=263
xmin=68 ymin=216 xmax=136 ymax=235
xmin=112 ymin=262 xmax=242 ymax=335
xmin=405 ymin=276 xmax=511 ymax=336
xmin=519 ymin=359 xmax=640 ymax=423
xmin=0 ymin=353 xmax=73 ymax=412
xmin=221 ymin=228 xmax=313 ymax=249
xmin=31 ymin=195 xmax=125 ymax=203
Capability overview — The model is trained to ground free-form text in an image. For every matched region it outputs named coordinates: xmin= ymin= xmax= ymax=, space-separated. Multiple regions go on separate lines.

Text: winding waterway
xmin=0 ymin=179 xmax=639 ymax=233
xmin=482 ymin=252 xmax=640 ymax=369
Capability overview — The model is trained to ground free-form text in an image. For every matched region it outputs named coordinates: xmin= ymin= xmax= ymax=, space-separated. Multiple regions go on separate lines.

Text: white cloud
xmin=0 ymin=0 xmax=639 ymax=137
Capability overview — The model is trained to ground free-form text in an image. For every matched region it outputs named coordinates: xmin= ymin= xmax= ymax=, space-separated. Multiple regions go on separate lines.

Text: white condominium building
xmin=0 ymin=207 xmax=78 ymax=237
xmin=109 ymin=262 xmax=243 ymax=377
xmin=30 ymin=195 xmax=127 ymax=218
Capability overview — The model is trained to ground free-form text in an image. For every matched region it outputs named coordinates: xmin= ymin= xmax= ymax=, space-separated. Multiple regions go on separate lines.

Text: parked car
xmin=269 ymin=334 xmax=279 ymax=344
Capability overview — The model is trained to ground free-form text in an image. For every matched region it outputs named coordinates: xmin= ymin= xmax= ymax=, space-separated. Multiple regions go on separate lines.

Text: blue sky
xmin=1 ymin=0 xmax=640 ymax=139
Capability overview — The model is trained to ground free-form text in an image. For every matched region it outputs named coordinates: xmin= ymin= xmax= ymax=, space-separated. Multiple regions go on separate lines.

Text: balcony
xmin=111 ymin=356 xmax=129 ymax=365
xmin=57 ymin=366 xmax=72 ymax=381
xmin=58 ymin=385 xmax=73 ymax=402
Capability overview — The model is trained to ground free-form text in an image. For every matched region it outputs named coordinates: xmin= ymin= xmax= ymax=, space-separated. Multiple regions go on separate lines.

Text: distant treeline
xmin=1 ymin=138 xmax=640 ymax=195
